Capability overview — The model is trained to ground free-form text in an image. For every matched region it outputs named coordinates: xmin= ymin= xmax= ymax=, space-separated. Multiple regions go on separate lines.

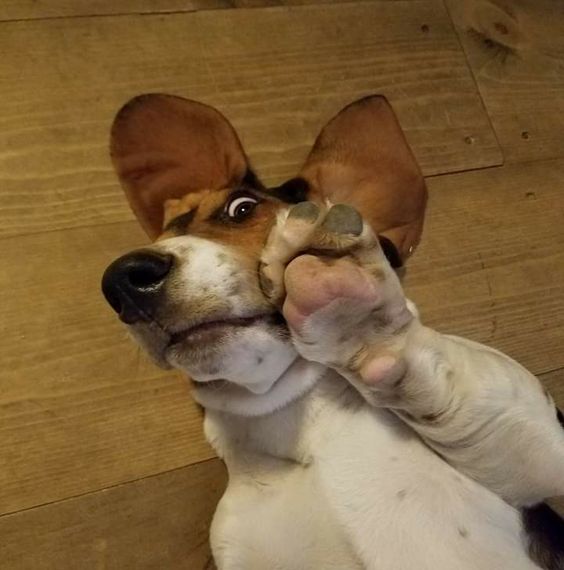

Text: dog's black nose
xmin=101 ymin=250 xmax=174 ymax=324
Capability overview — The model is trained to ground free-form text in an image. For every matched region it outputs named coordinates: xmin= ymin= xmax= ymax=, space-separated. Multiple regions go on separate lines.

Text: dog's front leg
xmin=260 ymin=202 xmax=564 ymax=507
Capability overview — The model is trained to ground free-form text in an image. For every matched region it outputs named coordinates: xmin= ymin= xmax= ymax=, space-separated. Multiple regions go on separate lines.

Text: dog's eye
xmin=226 ymin=195 xmax=258 ymax=221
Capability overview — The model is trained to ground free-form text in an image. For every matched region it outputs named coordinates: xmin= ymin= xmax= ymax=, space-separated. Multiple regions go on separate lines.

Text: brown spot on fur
xmin=367 ymin=266 xmax=386 ymax=283
xmin=348 ymin=345 xmax=369 ymax=372
xmin=259 ymin=274 xmax=274 ymax=297
xmin=396 ymin=489 xmax=407 ymax=500
xmin=159 ymin=188 xmax=280 ymax=265
xmin=458 ymin=526 xmax=469 ymax=538
xmin=393 ymin=375 xmax=405 ymax=390
xmin=420 ymin=408 xmax=449 ymax=423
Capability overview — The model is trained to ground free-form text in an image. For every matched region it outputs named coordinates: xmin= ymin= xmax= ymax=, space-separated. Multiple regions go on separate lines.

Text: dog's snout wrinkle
xmin=102 ymin=249 xmax=174 ymax=324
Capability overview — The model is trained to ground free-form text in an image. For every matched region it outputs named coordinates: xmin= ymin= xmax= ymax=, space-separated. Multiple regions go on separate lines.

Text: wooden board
xmin=0 ymin=222 xmax=214 ymax=516
xmin=447 ymin=0 xmax=564 ymax=164
xmin=0 ymin=0 xmax=227 ymax=21
xmin=0 ymin=459 xmax=226 ymax=570
xmin=405 ymin=158 xmax=564 ymax=375
xmin=0 ymin=1 xmax=501 ymax=239
xmin=0 ymin=0 xmax=423 ymax=21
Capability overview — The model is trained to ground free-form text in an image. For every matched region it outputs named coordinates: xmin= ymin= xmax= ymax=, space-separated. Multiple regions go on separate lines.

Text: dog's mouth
xmin=191 ymin=378 xmax=229 ymax=391
xmin=167 ymin=312 xmax=285 ymax=348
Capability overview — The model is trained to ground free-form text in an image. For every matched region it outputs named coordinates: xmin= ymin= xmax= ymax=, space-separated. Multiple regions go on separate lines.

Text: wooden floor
xmin=0 ymin=0 xmax=563 ymax=568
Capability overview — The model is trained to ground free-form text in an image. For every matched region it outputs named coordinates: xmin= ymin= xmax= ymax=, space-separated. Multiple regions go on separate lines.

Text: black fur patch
xmin=163 ymin=208 xmax=197 ymax=234
xmin=522 ymin=503 xmax=564 ymax=570
xmin=269 ymin=177 xmax=310 ymax=204
xmin=378 ymin=235 xmax=403 ymax=269
xmin=241 ymin=168 xmax=265 ymax=191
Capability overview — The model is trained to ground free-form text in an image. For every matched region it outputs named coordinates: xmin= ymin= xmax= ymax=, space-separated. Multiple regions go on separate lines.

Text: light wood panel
xmin=405 ymin=158 xmax=564 ymax=376
xmin=0 ymin=1 xmax=501 ymax=239
xmin=0 ymin=459 xmax=226 ymax=570
xmin=447 ymin=0 xmax=564 ymax=164
xmin=0 ymin=221 xmax=214 ymax=515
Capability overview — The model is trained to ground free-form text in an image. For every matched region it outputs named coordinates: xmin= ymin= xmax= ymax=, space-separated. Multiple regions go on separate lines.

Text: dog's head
xmin=101 ymin=94 xmax=426 ymax=395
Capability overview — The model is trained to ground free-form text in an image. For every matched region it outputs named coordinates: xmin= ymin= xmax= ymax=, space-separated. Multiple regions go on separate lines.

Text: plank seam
xmin=441 ymin=0 xmax=505 ymax=168
xmin=0 ymin=455 xmax=220 ymax=519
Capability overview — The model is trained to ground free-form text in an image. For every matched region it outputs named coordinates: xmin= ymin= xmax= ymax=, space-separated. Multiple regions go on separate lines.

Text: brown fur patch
xmin=159 ymin=188 xmax=281 ymax=264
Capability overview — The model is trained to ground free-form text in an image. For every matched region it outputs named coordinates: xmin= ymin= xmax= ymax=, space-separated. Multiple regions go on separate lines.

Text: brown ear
xmin=110 ymin=94 xmax=252 ymax=238
xmin=299 ymin=95 xmax=427 ymax=262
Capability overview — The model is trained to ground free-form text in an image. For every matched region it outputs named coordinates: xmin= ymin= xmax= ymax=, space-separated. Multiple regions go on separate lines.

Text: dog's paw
xmin=260 ymin=202 xmax=413 ymax=385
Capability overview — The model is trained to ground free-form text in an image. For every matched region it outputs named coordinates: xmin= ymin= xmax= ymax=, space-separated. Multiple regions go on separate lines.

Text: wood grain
xmin=0 ymin=0 xmax=426 ymax=21
xmin=0 ymin=459 xmax=226 ymax=570
xmin=0 ymin=221 xmax=214 ymax=515
xmin=0 ymin=0 xmax=229 ymax=21
xmin=447 ymin=0 xmax=564 ymax=164
xmin=0 ymin=1 xmax=501 ymax=239
xmin=406 ymin=158 xmax=564 ymax=375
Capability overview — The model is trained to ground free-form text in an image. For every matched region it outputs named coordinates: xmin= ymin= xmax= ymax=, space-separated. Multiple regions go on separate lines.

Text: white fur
xmin=205 ymin=368 xmax=542 ymax=570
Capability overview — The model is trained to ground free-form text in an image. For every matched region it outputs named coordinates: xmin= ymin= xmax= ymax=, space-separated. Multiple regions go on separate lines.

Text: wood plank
xmin=0 ymin=0 xmax=228 ymax=21
xmin=0 ymin=0 xmax=422 ymax=21
xmin=405 ymin=158 xmax=564 ymax=375
xmin=0 ymin=222 xmax=215 ymax=516
xmin=0 ymin=1 xmax=501 ymax=239
xmin=0 ymin=459 xmax=226 ymax=570
xmin=447 ymin=0 xmax=564 ymax=164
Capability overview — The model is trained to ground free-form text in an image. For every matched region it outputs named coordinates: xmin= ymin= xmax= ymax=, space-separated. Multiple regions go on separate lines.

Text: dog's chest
xmin=204 ymin=375 xmax=534 ymax=570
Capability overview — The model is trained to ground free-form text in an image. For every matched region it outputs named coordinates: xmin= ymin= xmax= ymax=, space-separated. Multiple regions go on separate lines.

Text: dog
xmin=102 ymin=94 xmax=564 ymax=569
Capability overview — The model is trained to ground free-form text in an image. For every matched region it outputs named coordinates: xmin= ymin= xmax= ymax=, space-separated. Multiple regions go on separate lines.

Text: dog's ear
xmin=110 ymin=93 xmax=255 ymax=238
xmin=298 ymin=95 xmax=427 ymax=262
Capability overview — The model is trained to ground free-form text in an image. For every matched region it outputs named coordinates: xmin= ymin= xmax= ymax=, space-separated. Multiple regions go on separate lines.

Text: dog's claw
xmin=258 ymin=262 xmax=275 ymax=298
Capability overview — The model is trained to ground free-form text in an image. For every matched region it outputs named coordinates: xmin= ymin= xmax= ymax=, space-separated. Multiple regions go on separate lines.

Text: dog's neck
xmin=192 ymin=356 xmax=327 ymax=417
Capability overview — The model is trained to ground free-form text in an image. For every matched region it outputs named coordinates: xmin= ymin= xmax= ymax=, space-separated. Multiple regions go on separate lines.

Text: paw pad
xmin=287 ymin=201 xmax=320 ymax=222
xmin=321 ymin=204 xmax=363 ymax=236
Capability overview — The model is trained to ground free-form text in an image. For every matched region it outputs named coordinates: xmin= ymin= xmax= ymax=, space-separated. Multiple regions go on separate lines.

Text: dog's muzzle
xmin=101 ymin=249 xmax=173 ymax=324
